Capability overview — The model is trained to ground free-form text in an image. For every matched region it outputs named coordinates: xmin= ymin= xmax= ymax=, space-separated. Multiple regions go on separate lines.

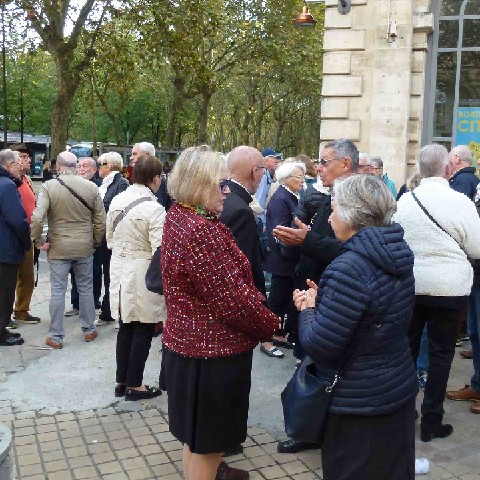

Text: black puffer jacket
xmin=295 ymin=183 xmax=327 ymax=224
xmin=299 ymin=223 xmax=417 ymax=415
xmin=103 ymin=172 xmax=129 ymax=213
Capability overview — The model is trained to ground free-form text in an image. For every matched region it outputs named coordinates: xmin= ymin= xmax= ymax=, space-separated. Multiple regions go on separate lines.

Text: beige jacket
xmin=106 ymin=184 xmax=166 ymax=324
xmin=31 ymin=172 xmax=106 ymax=260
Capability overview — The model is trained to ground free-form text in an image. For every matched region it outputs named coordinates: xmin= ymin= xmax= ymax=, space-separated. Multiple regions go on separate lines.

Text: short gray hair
xmin=417 ymin=144 xmax=449 ymax=178
xmin=134 ymin=142 xmax=155 ymax=156
xmin=98 ymin=151 xmax=123 ymax=171
xmin=450 ymin=145 xmax=474 ymax=166
xmin=323 ymin=139 xmax=359 ymax=173
xmin=0 ymin=149 xmax=18 ymax=167
xmin=371 ymin=156 xmax=383 ymax=169
xmin=78 ymin=157 xmax=97 ymax=168
xmin=275 ymin=162 xmax=306 ymax=184
xmin=359 ymin=152 xmax=371 ymax=165
xmin=332 ymin=174 xmax=396 ymax=231
xmin=57 ymin=151 xmax=77 ymax=169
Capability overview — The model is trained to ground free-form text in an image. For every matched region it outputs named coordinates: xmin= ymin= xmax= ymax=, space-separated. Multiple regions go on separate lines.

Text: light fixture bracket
xmin=337 ymin=0 xmax=352 ymax=15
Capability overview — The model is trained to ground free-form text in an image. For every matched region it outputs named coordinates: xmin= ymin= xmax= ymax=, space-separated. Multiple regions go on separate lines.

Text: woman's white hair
xmin=275 ymin=162 xmax=306 ymax=185
xmin=332 ymin=174 xmax=396 ymax=231
xmin=98 ymin=151 xmax=123 ymax=171
xmin=417 ymin=144 xmax=449 ymax=178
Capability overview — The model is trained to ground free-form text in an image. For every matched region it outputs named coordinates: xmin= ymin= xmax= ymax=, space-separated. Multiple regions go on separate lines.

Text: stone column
xmin=319 ymin=0 xmax=432 ymax=186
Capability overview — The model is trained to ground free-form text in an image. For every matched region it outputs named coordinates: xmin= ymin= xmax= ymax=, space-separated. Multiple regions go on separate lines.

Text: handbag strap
xmin=328 ymin=278 xmax=402 ymax=391
xmin=56 ymin=178 xmax=94 ymax=215
xmin=112 ymin=197 xmax=153 ymax=232
xmin=411 ymin=191 xmax=466 ymax=254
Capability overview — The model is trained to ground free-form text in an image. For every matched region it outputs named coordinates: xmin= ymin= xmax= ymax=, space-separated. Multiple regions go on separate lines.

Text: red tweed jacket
xmin=161 ymin=203 xmax=278 ymax=358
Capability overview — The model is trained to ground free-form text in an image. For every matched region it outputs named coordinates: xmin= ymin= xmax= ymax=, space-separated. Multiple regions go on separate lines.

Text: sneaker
xmin=95 ymin=308 xmax=101 ymax=316
xmin=94 ymin=318 xmax=114 ymax=326
xmin=6 ymin=319 xmax=18 ymax=330
xmin=417 ymin=371 xmax=428 ymax=391
xmin=64 ymin=308 xmax=79 ymax=316
xmin=14 ymin=313 xmax=41 ymax=324
xmin=456 ymin=338 xmax=463 ymax=347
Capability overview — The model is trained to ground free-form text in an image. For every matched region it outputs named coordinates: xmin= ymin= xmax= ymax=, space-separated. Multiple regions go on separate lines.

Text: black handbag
xmin=145 ymin=246 xmax=163 ymax=294
xmin=281 ymin=356 xmax=339 ymax=444
xmin=281 ymin=279 xmax=401 ymax=444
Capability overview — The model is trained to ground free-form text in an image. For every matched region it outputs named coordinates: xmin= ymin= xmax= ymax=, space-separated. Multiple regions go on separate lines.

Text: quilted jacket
xmin=299 ymin=223 xmax=417 ymax=415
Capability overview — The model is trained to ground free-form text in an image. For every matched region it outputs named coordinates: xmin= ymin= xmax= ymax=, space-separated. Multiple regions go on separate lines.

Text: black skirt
xmin=160 ymin=347 xmax=253 ymax=454
xmin=321 ymin=399 xmax=416 ymax=480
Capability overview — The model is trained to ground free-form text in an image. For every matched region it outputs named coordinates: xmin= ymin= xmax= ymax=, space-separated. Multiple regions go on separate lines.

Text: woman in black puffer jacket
xmin=295 ymin=174 xmax=417 ymax=480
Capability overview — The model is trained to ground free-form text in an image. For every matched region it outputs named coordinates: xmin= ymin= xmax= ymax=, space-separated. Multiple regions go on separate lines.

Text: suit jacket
xmin=220 ymin=181 xmax=266 ymax=297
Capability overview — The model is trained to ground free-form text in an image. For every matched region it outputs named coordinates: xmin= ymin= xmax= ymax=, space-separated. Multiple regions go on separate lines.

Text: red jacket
xmin=161 ymin=203 xmax=278 ymax=358
xmin=18 ymin=175 xmax=36 ymax=224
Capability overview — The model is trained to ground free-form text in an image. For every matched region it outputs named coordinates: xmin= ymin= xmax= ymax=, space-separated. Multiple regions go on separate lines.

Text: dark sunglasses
xmin=219 ymin=179 xmax=230 ymax=191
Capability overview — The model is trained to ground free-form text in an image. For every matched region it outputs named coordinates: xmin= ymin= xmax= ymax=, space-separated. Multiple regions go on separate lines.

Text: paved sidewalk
xmin=1 ymin=256 xmax=480 ymax=479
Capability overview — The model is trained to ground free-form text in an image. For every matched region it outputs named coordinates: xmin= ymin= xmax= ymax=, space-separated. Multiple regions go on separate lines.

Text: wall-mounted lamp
xmin=293 ymin=0 xmax=352 ymax=28
xmin=386 ymin=0 xmax=397 ymax=43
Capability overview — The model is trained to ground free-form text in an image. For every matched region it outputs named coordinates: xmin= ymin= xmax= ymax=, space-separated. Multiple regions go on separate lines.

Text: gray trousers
xmin=48 ymin=255 xmax=96 ymax=343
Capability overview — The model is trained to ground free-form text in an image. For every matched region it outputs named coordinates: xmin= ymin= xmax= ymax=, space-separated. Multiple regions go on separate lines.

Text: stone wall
xmin=320 ymin=0 xmax=434 ymax=187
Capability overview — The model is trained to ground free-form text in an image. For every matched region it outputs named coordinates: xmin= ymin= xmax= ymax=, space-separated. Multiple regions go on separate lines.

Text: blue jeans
xmin=467 ymin=283 xmax=480 ymax=393
xmin=49 ymin=256 xmax=96 ymax=343
xmin=416 ymin=325 xmax=429 ymax=372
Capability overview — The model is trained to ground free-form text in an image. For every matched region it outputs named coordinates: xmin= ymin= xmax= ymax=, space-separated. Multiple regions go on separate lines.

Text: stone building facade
xmin=320 ymin=0 xmax=480 ymax=187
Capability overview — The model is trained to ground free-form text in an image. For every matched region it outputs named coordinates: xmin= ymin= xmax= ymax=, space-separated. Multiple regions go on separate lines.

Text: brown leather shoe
xmin=84 ymin=331 xmax=98 ymax=342
xmin=470 ymin=402 xmax=480 ymax=414
xmin=45 ymin=337 xmax=63 ymax=349
xmin=446 ymin=384 xmax=480 ymax=401
xmin=215 ymin=461 xmax=249 ymax=480
xmin=460 ymin=349 xmax=473 ymax=359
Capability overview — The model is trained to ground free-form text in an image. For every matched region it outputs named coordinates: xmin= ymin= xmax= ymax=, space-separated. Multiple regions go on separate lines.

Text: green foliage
xmin=4 ymin=0 xmax=325 ymax=156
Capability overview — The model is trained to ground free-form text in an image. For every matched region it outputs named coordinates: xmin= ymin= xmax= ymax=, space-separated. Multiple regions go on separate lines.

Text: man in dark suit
xmin=220 ymin=145 xmax=267 ymax=296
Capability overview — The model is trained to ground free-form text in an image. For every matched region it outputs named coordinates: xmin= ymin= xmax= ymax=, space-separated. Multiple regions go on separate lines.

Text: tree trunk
xmin=50 ymin=60 xmax=80 ymax=159
xmin=197 ymin=91 xmax=212 ymax=145
xmin=166 ymin=76 xmax=186 ymax=148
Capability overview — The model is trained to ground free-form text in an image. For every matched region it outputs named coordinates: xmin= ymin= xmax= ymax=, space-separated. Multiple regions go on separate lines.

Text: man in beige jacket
xmin=31 ymin=152 xmax=106 ymax=349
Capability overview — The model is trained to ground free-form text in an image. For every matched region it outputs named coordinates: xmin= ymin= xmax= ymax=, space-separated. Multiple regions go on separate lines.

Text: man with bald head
xmin=31 ymin=151 xmax=106 ymax=349
xmin=221 ymin=146 xmax=267 ymax=302
xmin=218 ymin=146 xmax=267 ymax=461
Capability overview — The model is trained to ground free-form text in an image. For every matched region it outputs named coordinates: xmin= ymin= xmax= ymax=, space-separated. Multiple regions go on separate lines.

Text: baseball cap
xmin=261 ymin=148 xmax=282 ymax=159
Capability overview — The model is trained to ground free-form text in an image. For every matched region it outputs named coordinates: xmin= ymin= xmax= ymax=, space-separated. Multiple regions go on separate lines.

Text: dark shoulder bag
xmin=281 ymin=279 xmax=401 ymax=444
xmin=145 ymin=246 xmax=163 ymax=295
xmin=56 ymin=178 xmax=94 ymax=214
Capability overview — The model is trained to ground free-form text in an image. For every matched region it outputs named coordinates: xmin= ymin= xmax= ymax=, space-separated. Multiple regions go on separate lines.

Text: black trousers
xmin=267 ymin=274 xmax=294 ymax=337
xmin=99 ymin=240 xmax=114 ymax=321
xmin=116 ymin=320 xmax=155 ymax=387
xmin=408 ymin=300 xmax=460 ymax=427
xmin=0 ymin=263 xmax=20 ymax=338
xmin=322 ymin=400 xmax=415 ymax=480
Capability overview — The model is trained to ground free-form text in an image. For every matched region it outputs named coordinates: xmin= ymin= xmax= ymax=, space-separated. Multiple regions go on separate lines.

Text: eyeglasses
xmin=98 ymin=162 xmax=109 ymax=166
xmin=219 ymin=179 xmax=230 ymax=191
xmin=319 ymin=158 xmax=338 ymax=166
xmin=290 ymin=175 xmax=305 ymax=180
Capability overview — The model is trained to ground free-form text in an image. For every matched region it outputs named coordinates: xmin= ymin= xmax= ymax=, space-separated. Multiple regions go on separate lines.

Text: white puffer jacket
xmin=394 ymin=177 xmax=480 ymax=297
xmin=106 ymin=184 xmax=166 ymax=323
